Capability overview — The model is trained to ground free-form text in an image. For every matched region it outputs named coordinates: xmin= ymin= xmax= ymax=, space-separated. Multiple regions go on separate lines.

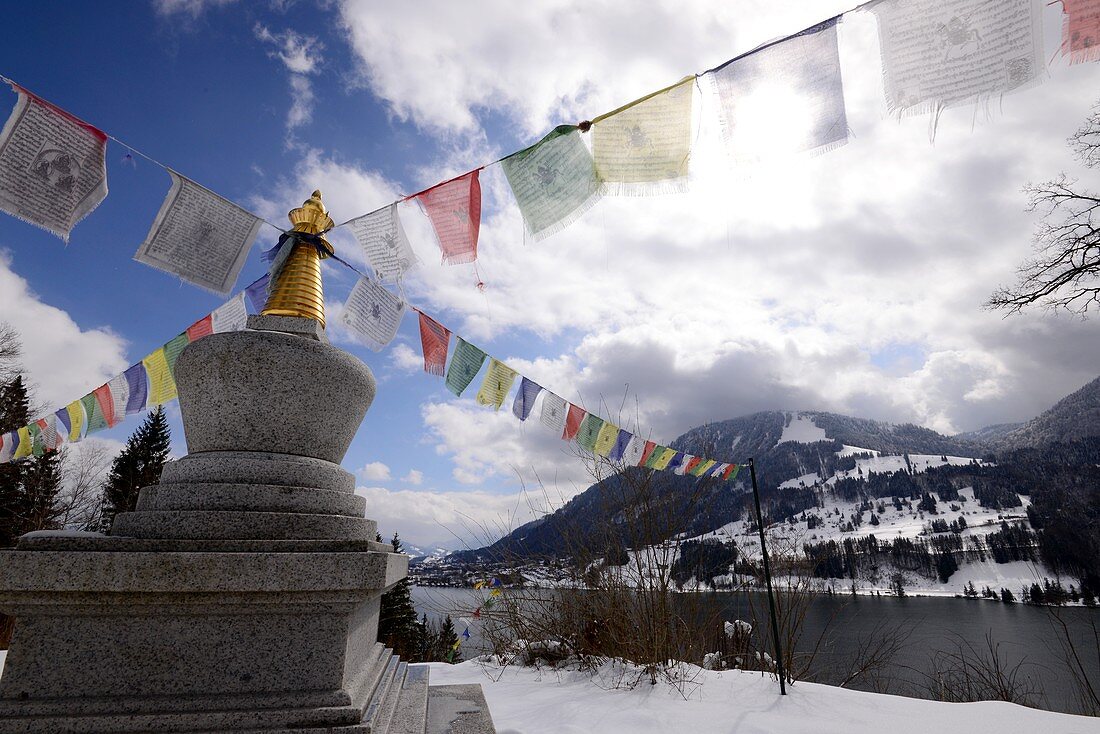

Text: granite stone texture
xmin=388 ymin=665 xmax=430 ymax=734
xmin=427 ymin=685 xmax=497 ymax=734
xmin=174 ymin=330 xmax=375 ymax=462
xmin=137 ymin=482 xmax=367 ymax=516
xmin=247 ymin=313 xmax=329 ymax=343
xmin=160 ymin=451 xmax=355 ymax=493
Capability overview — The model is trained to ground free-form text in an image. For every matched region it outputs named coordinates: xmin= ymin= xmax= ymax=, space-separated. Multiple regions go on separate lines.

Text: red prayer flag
xmin=639 ymin=440 xmax=657 ymax=466
xmin=563 ymin=403 xmax=585 ymax=441
xmin=186 ymin=314 xmax=214 ymax=342
xmin=93 ymin=383 xmax=116 ymax=428
xmin=412 ymin=171 xmax=482 ymax=265
xmin=684 ymin=456 xmax=702 ymax=475
xmin=1063 ymin=0 xmax=1100 ymax=64
xmin=418 ymin=311 xmax=451 ymax=376
xmin=723 ymin=463 xmax=739 ymax=480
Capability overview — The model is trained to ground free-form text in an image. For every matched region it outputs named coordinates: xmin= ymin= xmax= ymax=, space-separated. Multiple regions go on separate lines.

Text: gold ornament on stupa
xmin=261 ymin=190 xmax=336 ymax=328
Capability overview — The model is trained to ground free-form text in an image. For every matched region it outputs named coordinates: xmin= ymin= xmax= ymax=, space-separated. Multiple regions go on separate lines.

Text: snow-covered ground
xmin=429 ymin=659 xmax=1097 ymax=733
xmin=779 ymin=413 xmax=828 ymax=444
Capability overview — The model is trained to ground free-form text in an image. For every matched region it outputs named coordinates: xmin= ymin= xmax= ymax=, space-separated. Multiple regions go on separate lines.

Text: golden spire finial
xmin=260 ymin=189 xmax=336 ymax=328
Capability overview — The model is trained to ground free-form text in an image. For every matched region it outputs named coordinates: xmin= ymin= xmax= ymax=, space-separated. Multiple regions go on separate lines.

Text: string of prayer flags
xmin=418 ymin=311 xmax=451 ymax=376
xmin=540 ymin=392 xmax=568 ymax=435
xmin=593 ymin=421 xmax=620 ymax=457
xmin=710 ymin=18 xmax=847 ymax=162
xmin=412 ymin=171 xmax=482 ymax=265
xmin=341 ymin=276 xmax=406 ymax=352
xmin=576 ymin=413 xmax=604 ymax=451
xmin=592 ymin=77 xmax=694 ymax=195
xmin=563 ymin=403 xmax=586 ymax=441
xmin=445 ymin=338 xmax=487 ymax=397
xmin=512 ymin=377 xmax=543 ymax=421
xmin=869 ymin=0 xmax=1043 ymax=129
xmin=475 ymin=359 xmax=518 ymax=410
xmin=348 ymin=204 xmax=418 ymax=283
xmin=501 ymin=125 xmax=601 ymax=240
xmin=143 ymin=347 xmax=178 ymax=406
xmin=0 ymin=83 xmax=108 ymax=241
xmin=1062 ymin=0 xmax=1100 ymax=64
xmin=134 ymin=171 xmax=262 ymax=295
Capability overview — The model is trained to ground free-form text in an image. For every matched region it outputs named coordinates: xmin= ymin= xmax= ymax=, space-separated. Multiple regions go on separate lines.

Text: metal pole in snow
xmin=749 ymin=457 xmax=787 ymax=695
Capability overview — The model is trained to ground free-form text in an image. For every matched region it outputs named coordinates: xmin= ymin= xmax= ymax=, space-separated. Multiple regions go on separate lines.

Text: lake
xmin=412 ymin=586 xmax=1100 ymax=717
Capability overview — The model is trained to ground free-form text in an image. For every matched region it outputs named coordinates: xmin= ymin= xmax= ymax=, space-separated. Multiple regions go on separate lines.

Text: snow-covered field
xmin=429 ymin=659 xmax=1097 ymax=733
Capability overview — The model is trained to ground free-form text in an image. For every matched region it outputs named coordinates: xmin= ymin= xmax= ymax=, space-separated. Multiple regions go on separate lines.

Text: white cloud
xmin=357 ymin=461 xmax=391 ymax=481
xmin=152 ymin=0 xmax=237 ymax=18
xmin=402 ymin=469 xmax=424 ymax=485
xmin=0 ymin=250 xmax=129 ymax=414
xmin=253 ymin=24 xmax=325 ymax=133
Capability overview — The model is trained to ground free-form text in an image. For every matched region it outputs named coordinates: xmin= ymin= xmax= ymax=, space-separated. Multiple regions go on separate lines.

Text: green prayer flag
xmin=576 ymin=413 xmax=604 ymax=452
xmin=502 ymin=125 xmax=601 ymax=240
xmin=27 ymin=423 xmax=43 ymax=457
xmin=81 ymin=393 xmax=108 ymax=434
xmin=164 ymin=332 xmax=190 ymax=377
xmin=445 ymin=338 xmax=487 ymax=397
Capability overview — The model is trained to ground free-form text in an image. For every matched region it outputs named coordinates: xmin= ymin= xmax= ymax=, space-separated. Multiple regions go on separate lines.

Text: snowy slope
xmin=428 ymin=659 xmax=1095 ymax=734
xmin=779 ymin=413 xmax=828 ymax=444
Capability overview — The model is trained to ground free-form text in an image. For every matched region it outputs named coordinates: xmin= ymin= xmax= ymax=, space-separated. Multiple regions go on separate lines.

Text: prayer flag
xmin=724 ymin=464 xmax=741 ymax=481
xmin=576 ymin=413 xmax=604 ymax=451
xmin=134 ymin=171 xmax=262 ymax=295
xmin=93 ymin=383 xmax=115 ymax=428
xmin=27 ymin=422 xmax=43 ymax=456
xmin=476 ymin=359 xmax=518 ymax=410
xmin=245 ymin=274 xmax=270 ymax=313
xmin=418 ymin=311 xmax=450 ymax=376
xmin=212 ymin=293 xmax=248 ymax=333
xmin=64 ymin=400 xmax=84 ymax=441
xmin=610 ymin=429 xmax=633 ymax=462
xmin=540 ymin=392 xmax=567 ymax=435
xmin=341 ymin=276 xmax=406 ymax=351
xmin=143 ymin=348 xmax=178 ymax=406
xmin=123 ymin=363 xmax=148 ymax=415
xmin=0 ymin=84 xmax=108 ymax=241
xmin=413 ymin=171 xmax=481 ymax=265
xmin=462 ymin=628 xmax=471 ymax=640
xmin=638 ymin=440 xmax=657 ymax=467
xmin=13 ymin=426 xmax=31 ymax=459
xmin=445 ymin=338 xmax=487 ymax=397
xmin=54 ymin=406 xmax=71 ymax=440
xmin=710 ymin=18 xmax=847 ymax=162
xmin=0 ymin=432 xmax=13 ymax=463
xmin=674 ymin=454 xmax=695 ymax=476
xmin=186 ymin=315 xmax=213 ymax=342
xmin=693 ymin=459 xmax=717 ymax=477
xmin=164 ymin=333 xmax=189 ymax=377
xmin=592 ymin=77 xmax=694 ymax=195
xmin=81 ymin=392 xmax=107 ymax=434
xmin=869 ymin=0 xmax=1042 ymax=125
xmin=39 ymin=416 xmax=61 ymax=451
xmin=593 ymin=421 xmax=620 ymax=457
xmin=501 ymin=125 xmax=601 ymax=240
xmin=347 ymin=204 xmax=418 ymax=283
xmin=106 ymin=373 xmax=129 ymax=426
xmin=666 ymin=451 xmax=686 ymax=474
xmin=709 ymin=462 xmax=728 ymax=478
xmin=1062 ymin=0 xmax=1100 ymax=64
xmin=511 ymin=377 xmax=543 ymax=421
xmin=644 ymin=445 xmax=670 ymax=469
xmin=563 ymin=403 xmax=586 ymax=441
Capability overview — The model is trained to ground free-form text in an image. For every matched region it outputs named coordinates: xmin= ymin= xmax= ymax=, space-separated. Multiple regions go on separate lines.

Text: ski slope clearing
xmin=429 ymin=658 xmax=1096 ymax=734
xmin=779 ymin=413 xmax=828 ymax=444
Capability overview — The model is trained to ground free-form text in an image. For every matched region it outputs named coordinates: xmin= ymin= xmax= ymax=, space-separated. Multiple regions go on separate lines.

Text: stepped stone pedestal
xmin=0 ymin=320 xmax=416 ymax=732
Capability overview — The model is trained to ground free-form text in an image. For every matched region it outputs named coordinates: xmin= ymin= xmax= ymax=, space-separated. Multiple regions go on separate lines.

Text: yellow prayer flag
xmin=593 ymin=421 xmax=620 ymax=457
xmin=13 ymin=426 xmax=32 ymax=459
xmin=143 ymin=349 xmax=178 ymax=406
xmin=65 ymin=400 xmax=84 ymax=441
xmin=694 ymin=459 xmax=717 ymax=477
xmin=475 ymin=359 xmax=518 ymax=411
xmin=592 ymin=76 xmax=694 ymax=195
xmin=650 ymin=447 xmax=676 ymax=470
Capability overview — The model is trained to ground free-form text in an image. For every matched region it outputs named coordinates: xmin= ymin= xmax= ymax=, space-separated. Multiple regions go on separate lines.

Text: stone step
xmin=160 ymin=450 xmax=355 ymax=493
xmin=384 ymin=664 xmax=431 ymax=734
xmin=427 ymin=684 xmax=496 ymax=734
xmin=368 ymin=661 xmax=407 ymax=733
xmin=362 ymin=655 xmax=402 ymax=732
xmin=137 ymin=482 xmax=366 ymax=517
xmin=111 ymin=509 xmax=377 ymax=541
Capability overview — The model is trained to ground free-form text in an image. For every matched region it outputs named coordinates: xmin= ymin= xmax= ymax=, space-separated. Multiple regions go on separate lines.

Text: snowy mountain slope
xmin=982 ymin=375 xmax=1100 ymax=450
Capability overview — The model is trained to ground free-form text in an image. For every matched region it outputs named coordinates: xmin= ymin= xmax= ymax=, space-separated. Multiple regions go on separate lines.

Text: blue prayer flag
xmin=511 ymin=377 xmax=543 ymax=421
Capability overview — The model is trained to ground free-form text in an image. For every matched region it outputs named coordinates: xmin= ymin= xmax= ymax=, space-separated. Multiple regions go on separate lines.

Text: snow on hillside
xmin=428 ymin=658 xmax=1095 ymax=734
xmin=778 ymin=413 xmax=828 ymax=444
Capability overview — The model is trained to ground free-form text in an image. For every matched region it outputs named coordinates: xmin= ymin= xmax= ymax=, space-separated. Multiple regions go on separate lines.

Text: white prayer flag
xmin=211 ymin=293 xmax=248 ymax=333
xmin=134 ymin=172 xmax=262 ymax=296
xmin=622 ymin=434 xmax=648 ymax=465
xmin=540 ymin=392 xmax=568 ymax=435
xmin=0 ymin=85 xmax=108 ymax=241
xmin=347 ymin=204 xmax=418 ymax=283
xmin=107 ymin=373 xmax=129 ymax=427
xmin=869 ymin=0 xmax=1043 ymax=124
xmin=342 ymin=276 xmax=406 ymax=351
xmin=710 ymin=18 xmax=848 ymax=162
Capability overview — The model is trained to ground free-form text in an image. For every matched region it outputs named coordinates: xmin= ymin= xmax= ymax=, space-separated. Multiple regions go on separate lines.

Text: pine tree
xmin=98 ymin=407 xmax=171 ymax=532
xmin=438 ymin=615 xmax=461 ymax=664
xmin=377 ymin=533 xmax=426 ymax=660
xmin=0 ymin=376 xmax=31 ymax=547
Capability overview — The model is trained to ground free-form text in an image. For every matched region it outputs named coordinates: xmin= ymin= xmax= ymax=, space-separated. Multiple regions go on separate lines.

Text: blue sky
xmin=2 ymin=0 xmax=1099 ymax=550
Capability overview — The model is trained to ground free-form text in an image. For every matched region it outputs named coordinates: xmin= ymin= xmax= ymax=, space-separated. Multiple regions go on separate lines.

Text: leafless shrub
xmin=913 ymin=632 xmax=1044 ymax=706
